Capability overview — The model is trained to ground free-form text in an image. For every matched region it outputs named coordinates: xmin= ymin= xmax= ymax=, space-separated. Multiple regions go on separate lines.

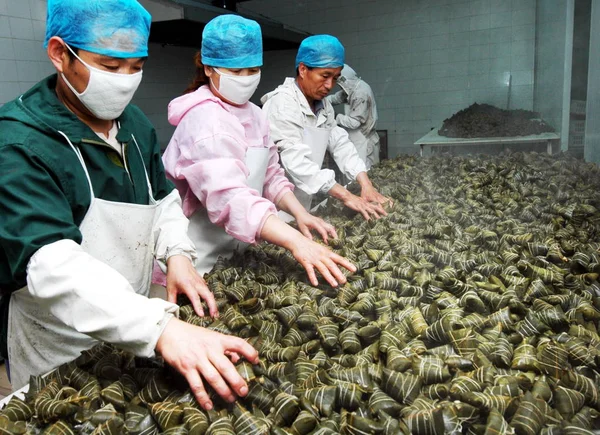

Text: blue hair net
xmin=201 ymin=15 xmax=263 ymax=68
xmin=295 ymin=35 xmax=345 ymax=69
xmin=44 ymin=0 xmax=151 ymax=58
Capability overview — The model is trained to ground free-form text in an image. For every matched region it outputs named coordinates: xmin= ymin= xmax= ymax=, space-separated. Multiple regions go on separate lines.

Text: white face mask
xmin=211 ymin=68 xmax=261 ymax=105
xmin=61 ymin=44 xmax=143 ymax=120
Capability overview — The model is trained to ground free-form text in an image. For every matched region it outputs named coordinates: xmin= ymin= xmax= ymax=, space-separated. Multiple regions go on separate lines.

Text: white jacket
xmin=328 ymin=65 xmax=380 ymax=167
xmin=261 ymin=78 xmax=366 ymax=195
xmin=329 ymin=65 xmax=379 ymax=135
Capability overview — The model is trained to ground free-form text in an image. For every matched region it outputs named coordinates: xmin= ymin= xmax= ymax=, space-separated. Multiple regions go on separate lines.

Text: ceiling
xmin=149 ymin=0 xmax=308 ymax=51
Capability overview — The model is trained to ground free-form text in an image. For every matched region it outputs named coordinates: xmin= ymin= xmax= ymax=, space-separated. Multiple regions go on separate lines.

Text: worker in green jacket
xmin=0 ymin=0 xmax=257 ymax=410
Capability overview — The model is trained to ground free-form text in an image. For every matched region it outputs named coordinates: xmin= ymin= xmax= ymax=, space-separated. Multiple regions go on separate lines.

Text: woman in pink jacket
xmin=160 ymin=15 xmax=355 ymax=289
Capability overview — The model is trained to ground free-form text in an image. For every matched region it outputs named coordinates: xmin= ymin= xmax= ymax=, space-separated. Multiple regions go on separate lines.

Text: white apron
xmin=293 ymin=125 xmax=332 ymax=211
xmin=188 ymin=147 xmax=270 ymax=275
xmin=278 ymin=125 xmax=332 ymax=223
xmin=8 ymin=133 xmax=159 ymax=389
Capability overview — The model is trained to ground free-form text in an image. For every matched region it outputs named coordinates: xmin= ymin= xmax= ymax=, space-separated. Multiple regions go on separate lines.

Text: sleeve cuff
xmin=146 ymin=312 xmax=176 ymax=358
xmin=156 ymin=245 xmax=197 ymax=273
xmin=255 ymin=210 xmax=277 ymax=243
xmin=345 ymin=163 xmax=368 ymax=181
xmin=272 ymin=187 xmax=294 ymax=206
xmin=320 ymin=177 xmax=337 ymax=194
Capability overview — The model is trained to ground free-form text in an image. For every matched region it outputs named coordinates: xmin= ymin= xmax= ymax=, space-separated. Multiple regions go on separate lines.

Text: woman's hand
xmin=156 ymin=318 xmax=259 ymax=410
xmin=260 ymin=215 xmax=356 ymax=287
xmin=289 ymin=236 xmax=356 ymax=287
xmin=277 ymin=192 xmax=338 ymax=243
xmin=294 ymin=212 xmax=337 ymax=244
xmin=165 ymin=255 xmax=218 ymax=318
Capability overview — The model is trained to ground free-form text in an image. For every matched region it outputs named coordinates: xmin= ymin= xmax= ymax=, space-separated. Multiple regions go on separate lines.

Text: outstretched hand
xmin=156 ymin=318 xmax=259 ymax=410
xmin=290 ymin=235 xmax=356 ymax=287
xmin=295 ymin=212 xmax=337 ymax=244
xmin=165 ymin=255 xmax=218 ymax=318
xmin=342 ymin=192 xmax=387 ymax=220
xmin=361 ymin=184 xmax=393 ymax=209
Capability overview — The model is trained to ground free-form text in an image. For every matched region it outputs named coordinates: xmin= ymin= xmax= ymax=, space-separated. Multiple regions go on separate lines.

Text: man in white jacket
xmin=261 ymin=35 xmax=390 ymax=220
xmin=0 ymin=0 xmax=257 ymax=410
xmin=328 ymin=64 xmax=380 ymax=169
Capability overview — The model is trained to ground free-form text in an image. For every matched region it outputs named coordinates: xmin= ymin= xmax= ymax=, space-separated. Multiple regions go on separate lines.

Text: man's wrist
xmin=155 ymin=314 xmax=177 ymax=354
xmin=329 ymin=183 xmax=352 ymax=202
xmin=166 ymin=253 xmax=193 ymax=268
xmin=356 ymin=172 xmax=372 ymax=188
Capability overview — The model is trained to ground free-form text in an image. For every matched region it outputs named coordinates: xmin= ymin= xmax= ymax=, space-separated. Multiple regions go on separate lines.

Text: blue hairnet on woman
xmin=201 ymin=14 xmax=263 ymax=68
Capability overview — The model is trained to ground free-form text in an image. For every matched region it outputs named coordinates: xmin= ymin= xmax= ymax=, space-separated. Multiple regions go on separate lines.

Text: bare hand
xmin=166 ymin=255 xmax=218 ymax=318
xmin=361 ymin=185 xmax=393 ymax=208
xmin=295 ymin=212 xmax=338 ymax=244
xmin=290 ymin=236 xmax=356 ymax=287
xmin=156 ymin=318 xmax=259 ymax=410
xmin=342 ymin=193 xmax=387 ymax=220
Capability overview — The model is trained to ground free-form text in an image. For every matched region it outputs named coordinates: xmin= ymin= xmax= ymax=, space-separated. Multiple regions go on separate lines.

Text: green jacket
xmin=0 ymin=75 xmax=174 ymax=355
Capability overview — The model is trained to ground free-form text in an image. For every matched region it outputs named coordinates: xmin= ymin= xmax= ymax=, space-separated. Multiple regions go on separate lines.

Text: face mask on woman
xmin=212 ymin=68 xmax=261 ymax=105
xmin=62 ymin=44 xmax=143 ymax=120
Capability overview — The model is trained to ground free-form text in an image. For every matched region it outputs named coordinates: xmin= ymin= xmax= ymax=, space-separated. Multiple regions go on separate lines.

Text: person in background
xmin=160 ymin=15 xmax=355 ymax=288
xmin=0 ymin=0 xmax=256 ymax=410
xmin=261 ymin=35 xmax=391 ymax=220
xmin=328 ymin=64 xmax=380 ymax=169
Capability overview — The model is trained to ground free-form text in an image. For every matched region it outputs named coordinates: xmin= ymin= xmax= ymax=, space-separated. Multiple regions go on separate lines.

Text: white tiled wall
xmin=1 ymin=0 xmax=538 ymax=155
xmin=0 ymin=0 xmax=54 ymax=108
xmin=0 ymin=0 xmax=197 ymax=148
xmin=584 ymin=0 xmax=600 ymax=164
xmin=242 ymin=0 xmax=537 ymax=157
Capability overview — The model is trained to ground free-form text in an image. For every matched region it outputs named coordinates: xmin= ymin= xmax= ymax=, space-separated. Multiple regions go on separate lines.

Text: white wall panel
xmin=584 ymin=0 xmax=600 ymax=163
xmin=533 ymin=0 xmax=573 ymax=150
xmin=242 ymin=0 xmax=537 ymax=156
xmin=0 ymin=0 xmax=540 ymax=155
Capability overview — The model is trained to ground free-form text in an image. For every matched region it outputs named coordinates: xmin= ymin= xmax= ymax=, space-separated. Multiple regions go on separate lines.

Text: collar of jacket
xmin=288 ymin=78 xmax=331 ymax=128
xmin=292 ymin=77 xmax=325 ymax=115
xmin=14 ymin=75 xmax=135 ymax=146
xmin=286 ymin=78 xmax=318 ymax=119
xmin=194 ymin=85 xmax=256 ymax=123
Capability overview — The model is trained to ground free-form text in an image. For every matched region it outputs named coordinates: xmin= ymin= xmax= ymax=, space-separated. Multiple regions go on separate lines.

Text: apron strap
xmin=57 ymin=130 xmax=95 ymax=200
xmin=130 ymin=134 xmax=156 ymax=204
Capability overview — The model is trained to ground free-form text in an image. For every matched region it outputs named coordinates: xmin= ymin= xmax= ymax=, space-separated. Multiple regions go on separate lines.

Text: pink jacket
xmin=162 ymin=85 xmax=294 ymax=244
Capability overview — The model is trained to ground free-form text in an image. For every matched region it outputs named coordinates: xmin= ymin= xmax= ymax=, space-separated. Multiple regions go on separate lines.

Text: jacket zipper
xmin=81 ymin=138 xmax=134 ymax=185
